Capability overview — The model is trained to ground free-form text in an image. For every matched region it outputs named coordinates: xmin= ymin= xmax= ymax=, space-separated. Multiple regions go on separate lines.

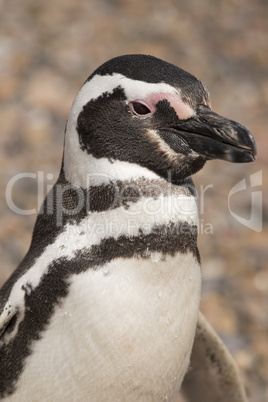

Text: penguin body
xmin=1 ymin=177 xmax=201 ymax=401
xmin=0 ymin=55 xmax=256 ymax=401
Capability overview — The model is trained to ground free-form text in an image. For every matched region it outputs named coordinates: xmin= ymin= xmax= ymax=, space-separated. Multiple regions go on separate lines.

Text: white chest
xmin=8 ymin=252 xmax=201 ymax=402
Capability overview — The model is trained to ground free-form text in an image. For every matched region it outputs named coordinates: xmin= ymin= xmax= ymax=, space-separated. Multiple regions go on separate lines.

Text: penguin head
xmin=64 ymin=54 xmax=256 ymax=186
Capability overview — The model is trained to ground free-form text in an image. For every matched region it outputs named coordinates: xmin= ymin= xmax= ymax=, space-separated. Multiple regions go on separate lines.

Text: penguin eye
xmin=130 ymin=101 xmax=152 ymax=116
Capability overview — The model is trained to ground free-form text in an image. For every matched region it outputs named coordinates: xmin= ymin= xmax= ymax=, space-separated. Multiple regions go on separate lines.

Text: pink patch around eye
xmin=144 ymin=92 xmax=194 ymax=120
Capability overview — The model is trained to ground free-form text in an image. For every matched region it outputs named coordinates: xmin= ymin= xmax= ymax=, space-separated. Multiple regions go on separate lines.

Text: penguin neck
xmin=26 ymin=163 xmax=199 ymax=289
xmin=56 ymin=160 xmax=198 ymax=231
xmin=63 ymin=149 xmax=161 ymax=190
xmin=59 ymin=123 xmax=199 ymax=234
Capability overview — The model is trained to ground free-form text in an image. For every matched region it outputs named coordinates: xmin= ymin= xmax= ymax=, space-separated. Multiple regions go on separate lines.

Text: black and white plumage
xmin=0 ymin=55 xmax=256 ymax=401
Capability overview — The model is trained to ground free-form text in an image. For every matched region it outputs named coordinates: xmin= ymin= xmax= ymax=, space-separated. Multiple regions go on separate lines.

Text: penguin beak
xmin=169 ymin=105 xmax=257 ymax=163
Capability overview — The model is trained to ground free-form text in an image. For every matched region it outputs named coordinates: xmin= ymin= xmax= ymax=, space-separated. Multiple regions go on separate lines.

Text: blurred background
xmin=0 ymin=0 xmax=267 ymax=400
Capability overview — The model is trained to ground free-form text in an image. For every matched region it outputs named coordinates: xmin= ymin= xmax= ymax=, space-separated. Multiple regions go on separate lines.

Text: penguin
xmin=0 ymin=55 xmax=256 ymax=402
